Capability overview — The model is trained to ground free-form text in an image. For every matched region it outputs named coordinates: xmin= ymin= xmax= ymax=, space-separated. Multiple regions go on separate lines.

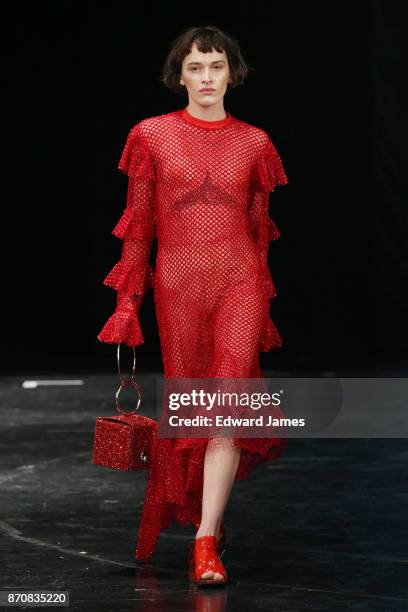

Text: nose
xmin=202 ymin=67 xmax=212 ymax=83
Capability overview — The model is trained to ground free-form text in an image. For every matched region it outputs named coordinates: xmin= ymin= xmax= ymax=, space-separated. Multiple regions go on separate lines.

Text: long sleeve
xmin=248 ymin=134 xmax=289 ymax=350
xmin=97 ymin=124 xmax=156 ymax=347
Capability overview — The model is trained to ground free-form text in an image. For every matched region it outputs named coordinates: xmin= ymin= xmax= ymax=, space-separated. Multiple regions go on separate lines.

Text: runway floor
xmin=0 ymin=373 xmax=407 ymax=611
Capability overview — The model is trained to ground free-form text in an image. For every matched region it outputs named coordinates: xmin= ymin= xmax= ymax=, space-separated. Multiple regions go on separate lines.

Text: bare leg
xmin=196 ymin=436 xmax=241 ymax=581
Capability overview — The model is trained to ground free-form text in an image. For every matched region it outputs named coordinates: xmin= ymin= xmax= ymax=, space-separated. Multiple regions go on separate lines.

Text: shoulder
xmin=123 ymin=112 xmax=175 ymax=146
xmin=236 ymin=119 xmax=288 ymax=191
xmin=231 ymin=116 xmax=276 ymax=156
xmin=118 ymin=114 xmax=174 ymax=176
xmin=118 ymin=113 xmax=177 ymax=174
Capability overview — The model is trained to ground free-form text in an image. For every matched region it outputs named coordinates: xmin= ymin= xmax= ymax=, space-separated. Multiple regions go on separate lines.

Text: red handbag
xmin=92 ymin=345 xmax=158 ymax=471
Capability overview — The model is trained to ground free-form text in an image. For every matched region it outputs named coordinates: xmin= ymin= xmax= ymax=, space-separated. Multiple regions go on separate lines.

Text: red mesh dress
xmin=97 ymin=106 xmax=289 ymax=561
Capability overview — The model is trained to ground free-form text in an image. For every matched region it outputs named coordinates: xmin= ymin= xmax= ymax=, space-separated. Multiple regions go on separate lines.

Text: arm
xmin=248 ymin=188 xmax=282 ymax=296
xmin=97 ymin=125 xmax=156 ymax=347
xmin=248 ymin=134 xmax=288 ymax=297
xmin=248 ymin=134 xmax=289 ymax=351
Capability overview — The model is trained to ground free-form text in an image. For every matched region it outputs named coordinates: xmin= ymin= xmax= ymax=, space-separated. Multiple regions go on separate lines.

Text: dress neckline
xmin=179 ymin=106 xmax=232 ymax=129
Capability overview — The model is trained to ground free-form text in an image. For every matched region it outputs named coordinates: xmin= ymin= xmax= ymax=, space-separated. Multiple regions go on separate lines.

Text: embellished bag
xmin=92 ymin=345 xmax=158 ymax=471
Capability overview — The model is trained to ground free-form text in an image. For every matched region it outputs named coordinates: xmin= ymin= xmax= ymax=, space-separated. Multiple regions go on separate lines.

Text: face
xmin=180 ymin=42 xmax=232 ymax=107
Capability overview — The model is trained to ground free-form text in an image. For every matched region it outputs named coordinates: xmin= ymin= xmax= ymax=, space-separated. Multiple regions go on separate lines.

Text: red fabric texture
xmin=97 ymin=106 xmax=289 ymax=560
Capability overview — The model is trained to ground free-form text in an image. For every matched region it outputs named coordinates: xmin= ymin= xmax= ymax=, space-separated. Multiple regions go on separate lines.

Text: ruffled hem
xmin=103 ymin=261 xmax=154 ymax=294
xmin=253 ymin=257 xmax=283 ymax=352
xmin=118 ymin=124 xmax=155 ymax=181
xmin=162 ymin=436 xmax=288 ymax=482
xmin=256 ymin=217 xmax=281 ymax=255
xmin=261 ymin=316 xmax=283 ymax=352
xmin=268 ymin=217 xmax=281 ymax=241
xmin=258 ymin=264 xmax=283 ymax=352
xmin=112 ymin=206 xmax=155 ymax=242
xmin=257 ymin=262 xmax=278 ymax=299
xmin=253 ymin=136 xmax=289 ymax=193
xmin=97 ymin=309 xmax=144 ymax=347
xmin=134 ymin=433 xmax=288 ymax=561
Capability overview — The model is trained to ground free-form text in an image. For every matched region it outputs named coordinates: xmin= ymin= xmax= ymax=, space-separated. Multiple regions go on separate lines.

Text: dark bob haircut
xmin=161 ymin=25 xmax=253 ymax=96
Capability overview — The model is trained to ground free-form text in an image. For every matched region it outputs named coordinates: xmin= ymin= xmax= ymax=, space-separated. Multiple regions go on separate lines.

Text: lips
xmin=199 ymin=89 xmax=215 ymax=93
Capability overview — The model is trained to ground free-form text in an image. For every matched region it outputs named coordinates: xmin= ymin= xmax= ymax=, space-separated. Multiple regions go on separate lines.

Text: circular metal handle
xmin=117 ymin=344 xmax=136 ymax=384
xmin=115 ymin=377 xmax=142 ymax=416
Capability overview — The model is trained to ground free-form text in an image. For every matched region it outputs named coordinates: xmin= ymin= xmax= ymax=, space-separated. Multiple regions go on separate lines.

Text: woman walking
xmin=98 ymin=25 xmax=289 ymax=586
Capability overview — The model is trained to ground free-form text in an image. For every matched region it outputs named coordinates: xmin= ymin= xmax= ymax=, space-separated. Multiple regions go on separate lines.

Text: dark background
xmin=3 ymin=1 xmax=406 ymax=374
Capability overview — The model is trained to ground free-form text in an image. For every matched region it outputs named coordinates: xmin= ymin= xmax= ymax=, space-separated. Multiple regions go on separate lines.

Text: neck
xmin=185 ymin=101 xmax=227 ymax=122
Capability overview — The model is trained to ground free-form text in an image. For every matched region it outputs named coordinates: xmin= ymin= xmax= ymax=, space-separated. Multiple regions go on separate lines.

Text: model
xmin=97 ymin=25 xmax=289 ymax=586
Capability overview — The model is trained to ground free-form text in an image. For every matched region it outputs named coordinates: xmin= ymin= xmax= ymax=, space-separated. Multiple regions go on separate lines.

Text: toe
xmin=200 ymin=570 xmax=224 ymax=582
xmin=201 ymin=571 xmax=215 ymax=580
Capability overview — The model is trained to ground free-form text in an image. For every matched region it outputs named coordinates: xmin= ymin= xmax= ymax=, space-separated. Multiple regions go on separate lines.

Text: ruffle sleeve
xmin=117 ymin=123 xmax=156 ymax=181
xmin=97 ymin=306 xmax=144 ymax=347
xmin=252 ymin=135 xmax=289 ymax=194
xmin=249 ymin=134 xmax=288 ymax=352
xmin=97 ymin=123 xmax=156 ymax=348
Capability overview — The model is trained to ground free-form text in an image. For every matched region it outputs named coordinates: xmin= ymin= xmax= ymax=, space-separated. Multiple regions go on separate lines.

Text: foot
xmin=195 ymin=527 xmax=225 ymax=582
xmin=190 ymin=535 xmax=227 ymax=584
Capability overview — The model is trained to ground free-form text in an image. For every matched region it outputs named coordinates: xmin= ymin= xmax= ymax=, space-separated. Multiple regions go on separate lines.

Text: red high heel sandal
xmin=189 ymin=535 xmax=228 ymax=586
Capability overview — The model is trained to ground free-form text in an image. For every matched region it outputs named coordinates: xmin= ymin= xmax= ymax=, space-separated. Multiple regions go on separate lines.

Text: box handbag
xmin=92 ymin=345 xmax=159 ymax=471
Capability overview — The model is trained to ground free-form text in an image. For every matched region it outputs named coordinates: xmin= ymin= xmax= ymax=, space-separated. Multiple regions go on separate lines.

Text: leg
xmin=195 ymin=436 xmax=241 ymax=581
xmin=195 ymin=282 xmax=267 ymax=580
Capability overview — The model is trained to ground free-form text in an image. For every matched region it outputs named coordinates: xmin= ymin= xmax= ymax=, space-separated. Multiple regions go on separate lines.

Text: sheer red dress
xmin=97 ymin=106 xmax=289 ymax=561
